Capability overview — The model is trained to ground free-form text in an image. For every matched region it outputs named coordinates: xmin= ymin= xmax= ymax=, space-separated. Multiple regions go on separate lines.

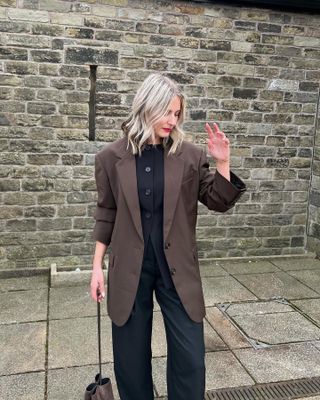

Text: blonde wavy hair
xmin=121 ymin=73 xmax=186 ymax=156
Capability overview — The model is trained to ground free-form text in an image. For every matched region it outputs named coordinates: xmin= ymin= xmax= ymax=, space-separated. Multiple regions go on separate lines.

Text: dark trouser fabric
xmin=111 ymin=238 xmax=206 ymax=400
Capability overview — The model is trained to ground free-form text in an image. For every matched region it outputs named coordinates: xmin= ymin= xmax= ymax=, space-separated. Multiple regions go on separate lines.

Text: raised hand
xmin=205 ymin=122 xmax=230 ymax=163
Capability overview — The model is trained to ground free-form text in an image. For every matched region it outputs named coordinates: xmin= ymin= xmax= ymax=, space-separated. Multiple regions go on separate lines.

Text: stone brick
xmin=24 ymin=206 xmax=55 ymax=218
xmin=8 ymin=8 xmax=49 ymax=22
xmin=24 ymin=76 xmax=48 ymax=88
xmin=40 ymin=115 xmax=67 ymax=128
xmin=119 ymin=56 xmax=144 ymax=69
xmin=84 ymin=16 xmax=105 ymax=29
xmin=39 ymin=63 xmax=59 ymax=76
xmin=50 ymin=13 xmax=83 ymax=26
xmin=65 ymin=27 xmax=93 ymax=39
xmin=0 ymin=47 xmax=28 ymax=60
xmin=61 ymin=154 xmax=83 ymax=165
xmin=95 ymin=30 xmax=122 ymax=41
xmin=37 ymin=192 xmax=65 ymax=204
xmin=27 ymin=102 xmax=56 ymax=114
xmin=0 ymin=21 xmax=30 ymax=33
xmin=95 ymin=92 xmax=121 ymax=105
xmin=37 ymin=218 xmax=71 ymax=231
xmin=0 ymin=207 xmax=24 ymax=219
xmin=70 ymin=2 xmax=91 ymax=12
xmin=0 ymin=180 xmax=20 ymax=191
xmin=36 ymin=89 xmax=63 ymax=102
xmin=65 ymin=91 xmax=89 ymax=103
xmin=6 ymin=219 xmax=36 ymax=231
xmin=65 ymin=48 xmax=118 ymax=65
xmin=14 ymin=88 xmax=36 ymax=100
xmin=150 ymin=35 xmax=175 ymax=46
xmin=146 ymin=59 xmax=169 ymax=71
xmin=7 ymin=33 xmax=51 ymax=48
xmin=0 ymin=101 xmax=25 ymax=113
xmin=56 ymin=129 xmax=87 ymax=141
xmin=58 ymin=103 xmax=88 ymax=115
xmin=27 ymin=154 xmax=59 ymax=165
xmin=5 ymin=61 xmax=38 ymax=75
xmin=91 ymin=5 xmax=117 ymax=18
xmin=30 ymin=50 xmax=62 ymax=63
xmin=58 ymin=205 xmax=86 ymax=217
xmin=32 ymin=24 xmax=64 ymax=36
xmin=50 ymin=78 xmax=74 ymax=90
xmin=40 ymin=0 xmax=71 ymax=12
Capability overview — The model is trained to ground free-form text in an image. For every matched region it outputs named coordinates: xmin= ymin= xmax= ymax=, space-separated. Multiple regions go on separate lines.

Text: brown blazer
xmin=93 ymin=137 xmax=247 ymax=326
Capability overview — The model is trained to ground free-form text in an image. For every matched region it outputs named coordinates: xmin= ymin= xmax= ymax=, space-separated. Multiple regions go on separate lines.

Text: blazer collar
xmin=114 ymin=137 xmax=185 ymax=243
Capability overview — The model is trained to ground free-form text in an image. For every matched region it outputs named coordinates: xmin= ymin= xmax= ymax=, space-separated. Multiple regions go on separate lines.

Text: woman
xmin=90 ymin=73 xmax=246 ymax=400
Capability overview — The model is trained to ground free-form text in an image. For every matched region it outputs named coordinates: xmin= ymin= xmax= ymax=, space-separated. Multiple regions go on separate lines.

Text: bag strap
xmin=97 ymin=287 xmax=102 ymax=386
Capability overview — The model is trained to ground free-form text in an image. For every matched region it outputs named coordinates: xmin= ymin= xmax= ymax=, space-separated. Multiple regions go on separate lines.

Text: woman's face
xmin=152 ymin=95 xmax=181 ymax=143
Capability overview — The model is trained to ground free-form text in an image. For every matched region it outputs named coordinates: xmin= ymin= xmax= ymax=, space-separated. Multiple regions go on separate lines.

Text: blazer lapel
xmin=115 ymin=139 xmax=184 ymax=245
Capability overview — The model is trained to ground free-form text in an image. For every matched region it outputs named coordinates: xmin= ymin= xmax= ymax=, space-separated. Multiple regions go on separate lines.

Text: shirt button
xmin=164 ymin=242 xmax=170 ymax=249
xmin=145 ymin=212 xmax=152 ymax=218
xmin=170 ymin=268 xmax=176 ymax=276
xmin=145 ymin=166 xmax=151 ymax=172
xmin=145 ymin=189 xmax=151 ymax=195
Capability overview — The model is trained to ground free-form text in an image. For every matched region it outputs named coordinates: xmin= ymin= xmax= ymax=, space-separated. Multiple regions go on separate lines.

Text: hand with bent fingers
xmin=205 ymin=122 xmax=230 ymax=163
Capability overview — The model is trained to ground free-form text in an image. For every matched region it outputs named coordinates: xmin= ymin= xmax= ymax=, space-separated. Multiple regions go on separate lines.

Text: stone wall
xmin=1 ymin=0 xmax=320 ymax=270
xmin=306 ymin=92 xmax=320 ymax=256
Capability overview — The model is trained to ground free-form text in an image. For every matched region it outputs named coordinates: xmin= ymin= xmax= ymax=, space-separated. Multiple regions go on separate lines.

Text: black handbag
xmin=84 ymin=288 xmax=115 ymax=400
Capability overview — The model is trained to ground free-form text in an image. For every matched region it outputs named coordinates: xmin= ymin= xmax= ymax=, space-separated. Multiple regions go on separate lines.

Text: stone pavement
xmin=1 ymin=254 xmax=320 ymax=400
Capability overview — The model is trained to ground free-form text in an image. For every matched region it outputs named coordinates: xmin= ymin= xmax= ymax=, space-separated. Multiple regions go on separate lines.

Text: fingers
xmin=90 ymin=276 xmax=105 ymax=303
xmin=205 ymin=122 xmax=226 ymax=140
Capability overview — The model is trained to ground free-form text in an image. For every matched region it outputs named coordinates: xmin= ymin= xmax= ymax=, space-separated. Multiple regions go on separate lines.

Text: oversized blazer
xmin=93 ymin=136 xmax=247 ymax=326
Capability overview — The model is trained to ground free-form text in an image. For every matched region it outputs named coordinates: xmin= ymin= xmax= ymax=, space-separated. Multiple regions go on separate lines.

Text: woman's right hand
xmin=90 ymin=264 xmax=105 ymax=303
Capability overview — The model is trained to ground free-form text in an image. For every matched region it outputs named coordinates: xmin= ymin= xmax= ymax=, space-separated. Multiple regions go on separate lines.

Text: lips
xmin=163 ymin=128 xmax=172 ymax=132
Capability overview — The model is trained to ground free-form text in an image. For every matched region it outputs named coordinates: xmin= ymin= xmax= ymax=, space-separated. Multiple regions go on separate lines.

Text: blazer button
xmin=145 ymin=166 xmax=151 ymax=172
xmin=164 ymin=242 xmax=170 ymax=249
xmin=170 ymin=268 xmax=176 ymax=275
xmin=145 ymin=188 xmax=151 ymax=196
xmin=145 ymin=212 xmax=151 ymax=218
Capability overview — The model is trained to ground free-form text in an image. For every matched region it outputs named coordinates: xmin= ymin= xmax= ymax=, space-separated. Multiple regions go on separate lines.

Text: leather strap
xmin=97 ymin=287 xmax=102 ymax=385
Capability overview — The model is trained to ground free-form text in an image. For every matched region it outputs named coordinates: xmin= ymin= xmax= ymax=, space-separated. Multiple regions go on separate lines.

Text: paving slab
xmin=292 ymin=298 xmax=320 ymax=325
xmin=0 ymin=371 xmax=45 ymax=400
xmin=48 ymin=316 xmax=113 ymax=369
xmin=49 ymin=285 xmax=100 ymax=319
xmin=226 ymin=299 xmax=293 ymax=316
xmin=199 ymin=263 xmax=229 ymax=277
xmin=0 ymin=275 xmax=48 ymax=292
xmin=0 ymin=322 xmax=46 ymax=375
xmin=218 ymin=259 xmax=281 ymax=274
xmin=287 ymin=269 xmax=320 ymax=294
xmin=0 ymin=289 xmax=47 ymax=324
xmin=234 ymin=342 xmax=320 ymax=383
xmin=47 ymin=364 xmax=122 ymax=400
xmin=232 ymin=311 xmax=320 ymax=344
xmin=205 ymin=306 xmax=251 ymax=349
xmin=204 ymin=351 xmax=255 ymax=390
xmin=202 ymin=275 xmax=257 ymax=307
xmin=234 ymin=271 xmax=319 ymax=300
xmin=270 ymin=258 xmax=320 ymax=271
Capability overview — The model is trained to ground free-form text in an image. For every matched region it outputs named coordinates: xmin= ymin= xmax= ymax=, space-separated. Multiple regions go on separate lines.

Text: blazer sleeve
xmin=92 ymin=153 xmax=117 ymax=246
xmin=198 ymin=148 xmax=247 ymax=212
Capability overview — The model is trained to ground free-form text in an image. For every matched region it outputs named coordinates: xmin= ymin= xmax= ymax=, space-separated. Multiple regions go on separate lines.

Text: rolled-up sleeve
xmin=93 ymin=153 xmax=117 ymax=245
xmin=198 ymin=149 xmax=247 ymax=212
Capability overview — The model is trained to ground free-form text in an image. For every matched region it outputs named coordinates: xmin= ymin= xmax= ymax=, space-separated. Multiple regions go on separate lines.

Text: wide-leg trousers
xmin=111 ymin=238 xmax=206 ymax=400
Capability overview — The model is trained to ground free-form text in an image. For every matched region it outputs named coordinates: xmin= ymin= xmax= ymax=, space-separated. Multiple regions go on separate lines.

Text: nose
xmin=168 ymin=114 xmax=177 ymax=126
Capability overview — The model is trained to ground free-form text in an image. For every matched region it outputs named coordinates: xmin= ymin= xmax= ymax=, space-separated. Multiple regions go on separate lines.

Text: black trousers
xmin=111 ymin=238 xmax=206 ymax=400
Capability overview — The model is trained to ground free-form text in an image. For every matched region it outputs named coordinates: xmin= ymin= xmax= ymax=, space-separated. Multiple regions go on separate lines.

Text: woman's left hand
xmin=205 ymin=122 xmax=230 ymax=163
